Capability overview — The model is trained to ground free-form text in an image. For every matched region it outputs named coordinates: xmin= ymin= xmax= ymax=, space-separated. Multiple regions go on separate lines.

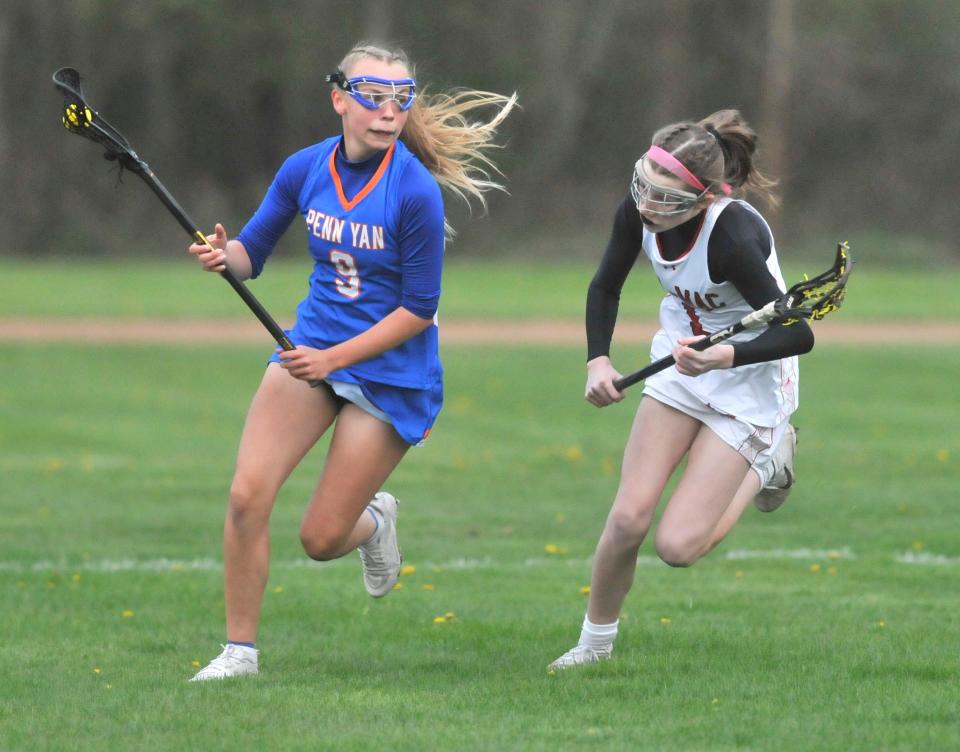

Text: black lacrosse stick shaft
xmin=53 ymin=67 xmax=294 ymax=352
xmin=135 ymin=163 xmax=295 ymax=350
xmin=611 ymin=243 xmax=852 ymax=392
xmin=612 ymin=331 xmax=719 ymax=391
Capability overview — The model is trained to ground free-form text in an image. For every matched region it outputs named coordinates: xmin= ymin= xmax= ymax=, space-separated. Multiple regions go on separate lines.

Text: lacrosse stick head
xmin=53 ymin=67 xmax=143 ymax=172
xmin=775 ymin=241 xmax=853 ymax=322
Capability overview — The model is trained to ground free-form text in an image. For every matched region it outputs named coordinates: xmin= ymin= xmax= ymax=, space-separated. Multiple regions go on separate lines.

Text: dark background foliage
xmin=2 ymin=0 xmax=956 ymax=263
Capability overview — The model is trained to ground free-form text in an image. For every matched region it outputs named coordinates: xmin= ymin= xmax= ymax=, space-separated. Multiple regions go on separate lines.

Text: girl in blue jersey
xmin=549 ymin=110 xmax=814 ymax=671
xmin=188 ymin=43 xmax=516 ymax=681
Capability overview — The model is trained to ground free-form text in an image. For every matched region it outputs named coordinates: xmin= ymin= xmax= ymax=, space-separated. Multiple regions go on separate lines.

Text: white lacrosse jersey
xmin=641 ymin=198 xmax=798 ymax=427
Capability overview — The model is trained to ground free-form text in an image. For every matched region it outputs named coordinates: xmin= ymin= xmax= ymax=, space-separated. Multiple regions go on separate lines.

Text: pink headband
xmin=647 ymin=145 xmax=732 ymax=196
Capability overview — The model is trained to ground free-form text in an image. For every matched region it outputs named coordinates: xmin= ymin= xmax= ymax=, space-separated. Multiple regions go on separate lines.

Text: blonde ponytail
xmin=337 ymin=43 xmax=518 ymax=236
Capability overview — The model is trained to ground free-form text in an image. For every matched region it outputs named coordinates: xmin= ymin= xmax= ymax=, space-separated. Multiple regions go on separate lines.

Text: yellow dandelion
xmin=809 ymin=564 xmax=821 ymax=573
xmin=660 ymin=617 xmax=672 ymax=625
xmin=735 ymin=570 xmax=745 ymax=579
xmin=877 ymin=620 xmax=886 ymax=629
xmin=580 ymin=586 xmax=591 ymax=595
xmin=433 ymin=616 xmax=447 ymax=624
xmin=935 ymin=448 xmax=949 ymax=463
xmin=911 ymin=541 xmax=924 ymax=551
xmin=445 ymin=611 xmax=456 ymax=619
xmin=827 ymin=566 xmax=838 ymax=576
xmin=828 ymin=550 xmax=841 ymax=560
xmin=72 ymin=574 xmax=81 ymax=583
xmin=564 ymin=446 xmax=583 ymax=462
xmin=544 ymin=543 xmax=559 ymax=554
xmin=272 ymin=586 xmax=284 ymax=593
xmin=121 ymin=609 xmax=135 ymax=619
xmin=172 ymin=563 xmax=186 ymax=572
xmin=105 ymin=684 xmax=113 ymax=689
xmin=191 ymin=660 xmax=201 ymax=668
xmin=93 ymin=668 xmax=102 ymax=674
xmin=401 ymin=565 xmax=416 ymax=576
xmin=422 ymin=583 xmax=435 ymax=591
xmin=44 ymin=459 xmax=64 ymax=474
xmin=600 ymin=457 xmax=615 ymax=477
xmin=392 ymin=582 xmax=404 ymax=591
xmin=451 ymin=396 xmax=473 ymax=416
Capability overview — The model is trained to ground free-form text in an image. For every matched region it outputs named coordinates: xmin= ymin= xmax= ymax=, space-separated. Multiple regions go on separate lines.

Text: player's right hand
xmin=585 ymin=356 xmax=625 ymax=407
xmin=188 ymin=223 xmax=229 ymax=273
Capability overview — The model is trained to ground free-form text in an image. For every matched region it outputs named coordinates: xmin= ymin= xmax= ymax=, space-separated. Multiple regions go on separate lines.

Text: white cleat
xmin=547 ymin=644 xmax=612 ymax=672
xmin=755 ymin=423 xmax=798 ymax=513
xmin=189 ymin=644 xmax=259 ymax=682
xmin=358 ymin=492 xmax=402 ymax=598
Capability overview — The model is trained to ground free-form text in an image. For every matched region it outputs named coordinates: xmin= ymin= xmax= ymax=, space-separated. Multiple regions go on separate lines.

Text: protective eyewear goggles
xmin=325 ymin=70 xmax=417 ymax=111
xmin=630 ymin=154 xmax=708 ymax=216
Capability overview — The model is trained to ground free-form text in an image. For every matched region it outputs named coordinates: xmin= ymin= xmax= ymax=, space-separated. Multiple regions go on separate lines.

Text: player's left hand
xmin=672 ymin=336 xmax=735 ymax=376
xmin=277 ymin=345 xmax=337 ymax=382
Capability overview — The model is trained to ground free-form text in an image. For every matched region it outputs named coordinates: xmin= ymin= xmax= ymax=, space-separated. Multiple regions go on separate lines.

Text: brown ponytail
xmin=650 ymin=109 xmax=779 ymax=208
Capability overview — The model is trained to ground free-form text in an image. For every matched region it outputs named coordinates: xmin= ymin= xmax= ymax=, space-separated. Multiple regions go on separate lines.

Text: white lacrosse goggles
xmin=630 ymin=154 xmax=709 ymax=216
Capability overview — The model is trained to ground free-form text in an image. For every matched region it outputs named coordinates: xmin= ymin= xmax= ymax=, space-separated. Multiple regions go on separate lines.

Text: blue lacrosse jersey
xmin=236 ymin=136 xmax=445 ymax=442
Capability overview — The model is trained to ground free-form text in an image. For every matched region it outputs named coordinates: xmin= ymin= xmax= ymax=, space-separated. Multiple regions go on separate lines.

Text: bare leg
xmin=586 ymin=397 xmax=700 ymax=624
xmin=653 ymin=425 xmax=753 ymax=566
xmin=224 ymin=364 xmax=340 ymax=643
xmin=298 ymin=404 xmax=410 ymax=560
xmin=701 ymin=468 xmax=761 ymax=556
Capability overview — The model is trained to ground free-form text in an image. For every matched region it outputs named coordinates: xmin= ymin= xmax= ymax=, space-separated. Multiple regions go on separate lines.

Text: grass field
xmin=1 ymin=262 xmax=959 ymax=750
xmin=4 ymin=257 xmax=960 ymax=321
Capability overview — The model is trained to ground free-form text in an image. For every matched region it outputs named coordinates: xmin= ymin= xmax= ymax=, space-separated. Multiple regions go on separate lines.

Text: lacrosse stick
xmin=613 ymin=241 xmax=853 ymax=391
xmin=53 ymin=67 xmax=294 ymax=351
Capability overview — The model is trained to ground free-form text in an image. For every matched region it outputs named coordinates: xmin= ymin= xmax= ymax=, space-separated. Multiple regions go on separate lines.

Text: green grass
xmin=1 ymin=341 xmax=958 ymax=751
xmin=3 ymin=257 xmax=959 ymax=321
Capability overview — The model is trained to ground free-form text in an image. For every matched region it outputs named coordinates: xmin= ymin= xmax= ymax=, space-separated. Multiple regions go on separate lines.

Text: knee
xmin=605 ymin=505 xmax=653 ymax=548
xmin=227 ymin=478 xmax=273 ymax=529
xmin=299 ymin=525 xmax=349 ymax=561
xmin=653 ymin=529 xmax=702 ymax=568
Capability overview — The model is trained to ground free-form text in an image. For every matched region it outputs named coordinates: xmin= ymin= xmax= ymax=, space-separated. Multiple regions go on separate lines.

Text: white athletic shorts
xmin=643 ymin=381 xmax=791 ymax=487
xmin=326 ymin=379 xmax=391 ymax=424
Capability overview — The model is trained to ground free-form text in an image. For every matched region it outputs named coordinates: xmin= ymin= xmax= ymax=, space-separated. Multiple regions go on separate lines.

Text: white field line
xmin=894 ymin=550 xmax=960 ymax=566
xmin=2 ymin=548 xmax=956 ymax=574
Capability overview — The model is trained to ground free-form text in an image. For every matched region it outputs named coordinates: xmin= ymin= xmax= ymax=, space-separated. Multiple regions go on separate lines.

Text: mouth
xmin=369 ymin=128 xmax=396 ymax=138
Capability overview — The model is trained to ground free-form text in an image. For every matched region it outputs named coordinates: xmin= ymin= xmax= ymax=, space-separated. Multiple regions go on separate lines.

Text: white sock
xmin=578 ymin=615 xmax=618 ymax=652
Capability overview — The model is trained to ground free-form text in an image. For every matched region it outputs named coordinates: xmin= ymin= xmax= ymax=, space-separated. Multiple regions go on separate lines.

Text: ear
xmin=331 ymin=88 xmax=348 ymax=116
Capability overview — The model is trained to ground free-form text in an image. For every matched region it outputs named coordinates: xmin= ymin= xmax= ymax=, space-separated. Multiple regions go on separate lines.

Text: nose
xmin=378 ymin=100 xmax=401 ymax=118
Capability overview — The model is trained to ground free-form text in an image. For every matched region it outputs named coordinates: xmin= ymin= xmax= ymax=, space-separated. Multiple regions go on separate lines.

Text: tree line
xmin=2 ymin=0 xmax=957 ymax=263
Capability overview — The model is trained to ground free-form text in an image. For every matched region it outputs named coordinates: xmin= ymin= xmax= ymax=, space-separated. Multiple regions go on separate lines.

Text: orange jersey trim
xmin=329 ymin=142 xmax=396 ymax=212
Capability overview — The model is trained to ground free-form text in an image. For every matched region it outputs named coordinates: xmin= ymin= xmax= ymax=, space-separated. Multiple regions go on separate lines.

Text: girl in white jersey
xmin=187 ymin=43 xmax=516 ymax=681
xmin=549 ymin=110 xmax=814 ymax=671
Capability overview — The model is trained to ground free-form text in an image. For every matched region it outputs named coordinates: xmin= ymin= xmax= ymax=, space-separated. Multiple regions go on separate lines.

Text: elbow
xmin=400 ymin=294 xmax=439 ymax=326
xmin=798 ymin=323 xmax=815 ymax=355
xmin=400 ymin=305 xmax=436 ymax=330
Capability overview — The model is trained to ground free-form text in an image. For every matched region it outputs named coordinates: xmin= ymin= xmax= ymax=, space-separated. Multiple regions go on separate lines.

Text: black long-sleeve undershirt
xmin=586 ymin=195 xmax=814 ymax=365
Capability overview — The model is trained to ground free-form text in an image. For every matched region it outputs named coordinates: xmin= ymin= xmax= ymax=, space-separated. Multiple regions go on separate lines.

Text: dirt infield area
xmin=1 ymin=317 xmax=957 ymax=345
